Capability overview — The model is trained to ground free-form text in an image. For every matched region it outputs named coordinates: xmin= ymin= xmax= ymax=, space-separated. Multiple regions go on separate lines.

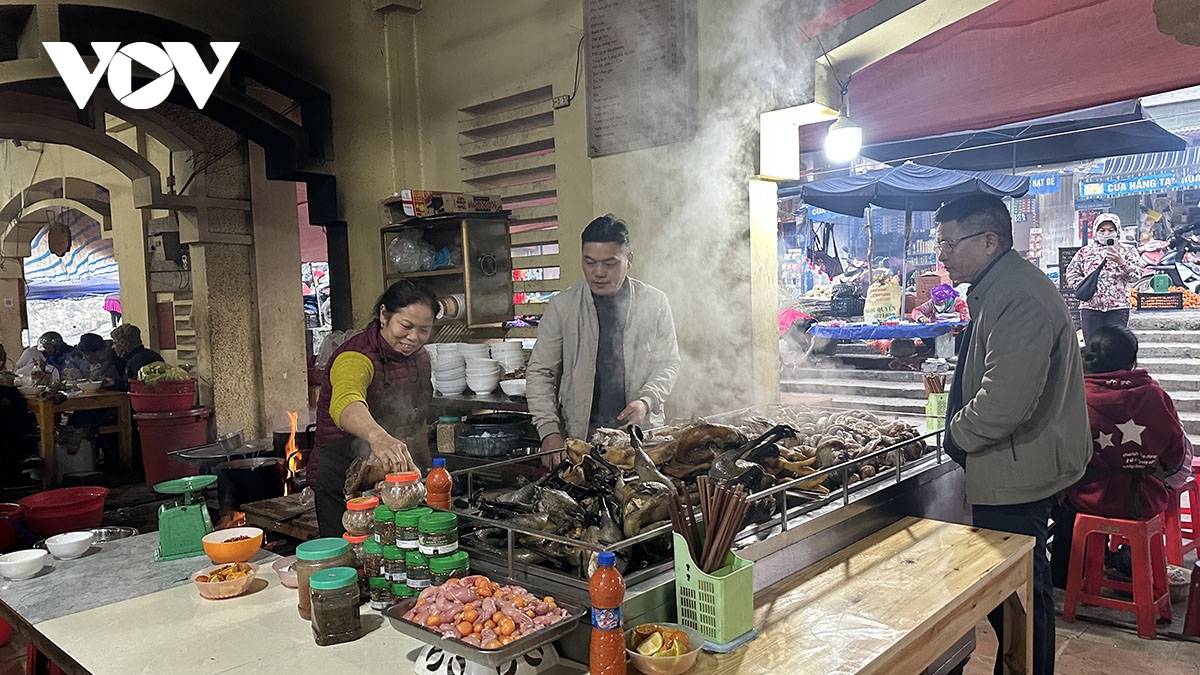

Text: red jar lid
xmin=385 ymin=471 xmax=421 ymax=483
xmin=342 ymin=533 xmax=370 ymax=544
xmin=346 ymin=496 xmax=380 ymax=510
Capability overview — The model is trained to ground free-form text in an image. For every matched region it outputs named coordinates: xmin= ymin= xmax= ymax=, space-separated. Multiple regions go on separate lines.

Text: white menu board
xmin=585 ymin=0 xmax=697 ymax=157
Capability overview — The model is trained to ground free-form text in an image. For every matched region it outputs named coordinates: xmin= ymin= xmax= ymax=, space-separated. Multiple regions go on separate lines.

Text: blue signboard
xmin=1079 ymin=173 xmax=1175 ymax=198
xmin=1027 ymin=173 xmax=1059 ymax=195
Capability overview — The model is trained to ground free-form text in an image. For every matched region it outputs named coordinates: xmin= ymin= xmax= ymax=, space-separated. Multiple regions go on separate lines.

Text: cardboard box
xmin=385 ymin=190 xmax=503 ymax=218
xmin=914 ymin=272 xmax=948 ymax=306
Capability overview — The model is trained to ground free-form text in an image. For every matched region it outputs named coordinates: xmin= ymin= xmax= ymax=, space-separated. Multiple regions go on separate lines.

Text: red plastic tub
xmin=0 ymin=503 xmax=23 ymax=552
xmin=17 ymin=487 xmax=109 ymax=538
xmin=134 ymin=407 xmax=211 ymax=486
xmin=129 ymin=379 xmax=197 ymax=412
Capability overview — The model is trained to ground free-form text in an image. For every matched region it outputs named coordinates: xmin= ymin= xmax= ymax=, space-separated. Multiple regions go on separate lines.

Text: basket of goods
xmin=798 ymin=286 xmax=833 ymax=319
xmin=129 ymin=362 xmax=197 ymax=412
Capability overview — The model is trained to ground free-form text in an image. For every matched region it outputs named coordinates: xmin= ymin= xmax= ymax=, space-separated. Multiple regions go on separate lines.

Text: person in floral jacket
xmin=910 ymin=283 xmax=970 ymax=323
xmin=1065 ymin=213 xmax=1143 ymax=342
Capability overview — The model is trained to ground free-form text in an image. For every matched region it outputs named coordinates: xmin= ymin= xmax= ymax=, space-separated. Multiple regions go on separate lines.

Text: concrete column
xmin=248 ymin=143 xmax=308 ymax=430
xmin=106 ymin=181 xmax=155 ymax=347
xmin=0 ymin=259 xmax=24 ymax=357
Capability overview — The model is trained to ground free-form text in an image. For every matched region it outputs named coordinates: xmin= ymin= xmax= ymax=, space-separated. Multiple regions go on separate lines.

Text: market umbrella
xmin=788 ymin=163 xmax=1031 ymax=313
xmin=859 ymin=100 xmax=1185 ymax=172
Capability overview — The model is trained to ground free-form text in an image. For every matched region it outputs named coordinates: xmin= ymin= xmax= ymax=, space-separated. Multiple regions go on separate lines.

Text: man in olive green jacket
xmin=527 ymin=215 xmax=680 ymax=452
xmin=936 ymin=194 xmax=1089 ymax=675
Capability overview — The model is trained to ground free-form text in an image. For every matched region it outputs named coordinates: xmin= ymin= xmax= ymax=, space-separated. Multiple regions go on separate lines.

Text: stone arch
xmin=1 ymin=176 xmax=112 ymax=256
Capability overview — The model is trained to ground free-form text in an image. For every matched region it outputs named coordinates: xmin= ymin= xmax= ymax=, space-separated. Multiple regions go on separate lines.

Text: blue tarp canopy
xmin=25 ymin=278 xmax=120 ymax=301
xmin=859 ymin=100 xmax=1186 ymax=172
xmin=782 ymin=162 xmax=1031 ymax=218
xmin=808 ymin=321 xmax=967 ymax=340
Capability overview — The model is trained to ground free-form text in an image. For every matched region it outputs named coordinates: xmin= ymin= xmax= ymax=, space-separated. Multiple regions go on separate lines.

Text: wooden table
xmin=23 ymin=391 xmax=133 ymax=488
xmin=242 ymin=493 xmax=320 ymax=541
xmin=691 ymin=517 xmax=1034 ymax=675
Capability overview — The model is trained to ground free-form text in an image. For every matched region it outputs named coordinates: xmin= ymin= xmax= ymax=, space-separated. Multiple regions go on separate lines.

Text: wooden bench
xmin=691 ymin=516 xmax=1034 ymax=674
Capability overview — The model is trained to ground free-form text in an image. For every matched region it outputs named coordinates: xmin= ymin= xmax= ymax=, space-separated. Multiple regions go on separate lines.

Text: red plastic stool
xmin=1164 ymin=475 xmax=1200 ymax=566
xmin=1063 ymin=512 xmax=1171 ymax=639
xmin=25 ymin=644 xmax=66 ymax=675
xmin=1184 ymin=560 xmax=1200 ymax=638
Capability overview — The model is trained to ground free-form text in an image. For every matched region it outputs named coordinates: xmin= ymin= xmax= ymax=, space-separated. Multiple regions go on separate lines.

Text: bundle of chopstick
xmin=922 ymin=374 xmax=946 ymax=395
xmin=668 ymin=476 xmax=749 ymax=574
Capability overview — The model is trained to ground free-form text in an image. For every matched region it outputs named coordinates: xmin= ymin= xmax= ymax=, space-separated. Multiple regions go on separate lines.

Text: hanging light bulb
xmin=824 ymin=78 xmax=862 ymax=163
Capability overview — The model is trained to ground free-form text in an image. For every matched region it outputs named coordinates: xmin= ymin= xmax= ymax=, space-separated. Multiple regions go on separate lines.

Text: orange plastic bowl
xmin=201 ymin=527 xmax=263 ymax=564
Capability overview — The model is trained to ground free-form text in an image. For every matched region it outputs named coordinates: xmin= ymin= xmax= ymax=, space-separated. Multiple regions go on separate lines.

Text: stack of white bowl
xmin=432 ymin=344 xmax=466 ymax=395
xmin=464 ymin=357 xmax=502 ymax=394
xmin=490 ymin=341 xmax=526 ymax=373
xmin=458 ymin=343 xmax=491 ymax=360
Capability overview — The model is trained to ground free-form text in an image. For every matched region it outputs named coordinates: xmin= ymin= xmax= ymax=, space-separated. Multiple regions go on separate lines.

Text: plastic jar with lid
xmin=405 ymin=550 xmax=431 ymax=590
xmin=341 ymin=533 xmax=370 ymax=593
xmin=381 ymin=471 xmax=427 ymax=511
xmin=429 ymin=550 xmax=470 ymax=586
xmin=396 ymin=507 xmax=432 ymax=550
xmin=342 ymin=496 xmax=379 ymax=535
xmin=363 ymin=537 xmax=384 ymax=578
xmin=373 ymin=505 xmax=396 ymax=547
xmin=391 ymin=581 xmax=412 ymax=604
xmin=295 ymin=538 xmax=353 ymax=620
xmin=418 ymin=511 xmax=459 ymax=556
xmin=310 ymin=567 xmax=363 ymax=646
xmin=383 ymin=544 xmax=407 ymax=583
xmin=368 ymin=576 xmax=391 ymax=611
xmin=436 ymin=416 xmax=462 ymax=454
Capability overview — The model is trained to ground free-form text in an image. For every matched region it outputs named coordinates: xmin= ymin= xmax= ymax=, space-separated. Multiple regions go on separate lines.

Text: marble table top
xmin=0 ymin=533 xmax=277 ymax=624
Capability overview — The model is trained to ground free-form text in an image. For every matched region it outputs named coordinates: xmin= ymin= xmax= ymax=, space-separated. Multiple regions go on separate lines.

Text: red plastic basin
xmin=18 ymin=487 xmax=109 ymax=538
xmin=0 ymin=503 xmax=23 ymax=552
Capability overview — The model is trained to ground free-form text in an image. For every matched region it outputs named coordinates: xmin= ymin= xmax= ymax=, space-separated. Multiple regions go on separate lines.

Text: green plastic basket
xmin=672 ymin=532 xmax=754 ymax=645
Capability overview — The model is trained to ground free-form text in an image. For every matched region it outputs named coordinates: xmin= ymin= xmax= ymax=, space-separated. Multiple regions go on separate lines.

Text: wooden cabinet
xmin=379 ymin=212 xmax=513 ymax=329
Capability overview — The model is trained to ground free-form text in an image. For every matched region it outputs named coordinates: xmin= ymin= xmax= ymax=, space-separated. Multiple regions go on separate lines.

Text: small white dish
xmin=499 ymin=379 xmax=527 ymax=396
xmin=46 ymin=531 xmax=95 ymax=560
xmin=0 ymin=550 xmax=49 ymax=580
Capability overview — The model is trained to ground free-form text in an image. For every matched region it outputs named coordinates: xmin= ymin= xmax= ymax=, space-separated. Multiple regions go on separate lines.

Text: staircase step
xmin=1131 ymin=329 xmax=1200 ymax=343
xmin=782 ymin=378 xmax=930 ymax=400
xmin=1136 ymin=343 xmax=1200 ymax=359
xmin=784 ymin=367 xmax=953 ymax=384
xmin=1180 ymin=413 xmax=1200 ymax=436
xmin=1166 ymin=392 xmax=1200 ymax=414
xmin=1139 ymin=357 xmax=1200 ymax=375
xmin=1129 ymin=311 xmax=1200 ymax=331
xmin=1154 ymin=375 xmax=1200 ymax=392
xmin=821 ymin=394 xmax=926 ymax=415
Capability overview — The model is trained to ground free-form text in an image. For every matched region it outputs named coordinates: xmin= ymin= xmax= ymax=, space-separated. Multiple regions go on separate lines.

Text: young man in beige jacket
xmin=526 ymin=215 xmax=681 ymax=454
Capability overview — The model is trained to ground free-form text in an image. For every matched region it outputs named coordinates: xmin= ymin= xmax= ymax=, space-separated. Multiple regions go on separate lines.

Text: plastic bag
xmin=387 ymin=229 xmax=436 ymax=273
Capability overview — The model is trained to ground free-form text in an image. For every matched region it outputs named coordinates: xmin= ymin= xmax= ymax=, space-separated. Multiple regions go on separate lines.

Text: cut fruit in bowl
xmin=192 ymin=562 xmax=258 ymax=599
xmin=626 ymin=622 xmax=703 ymax=675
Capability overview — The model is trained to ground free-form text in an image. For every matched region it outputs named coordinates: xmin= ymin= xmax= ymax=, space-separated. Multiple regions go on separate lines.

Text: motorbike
xmin=1135 ymin=217 xmax=1200 ymax=293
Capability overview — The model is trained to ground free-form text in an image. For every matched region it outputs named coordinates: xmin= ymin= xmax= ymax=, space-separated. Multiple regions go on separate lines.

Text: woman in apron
xmin=312 ymin=280 xmax=437 ymax=536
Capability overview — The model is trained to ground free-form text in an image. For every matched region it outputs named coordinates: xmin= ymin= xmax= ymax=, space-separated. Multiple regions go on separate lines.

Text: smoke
xmin=594 ymin=0 xmax=841 ymax=418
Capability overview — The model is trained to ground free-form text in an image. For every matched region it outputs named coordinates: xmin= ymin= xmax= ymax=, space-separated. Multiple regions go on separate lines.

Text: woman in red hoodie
xmin=1050 ymin=325 xmax=1193 ymax=587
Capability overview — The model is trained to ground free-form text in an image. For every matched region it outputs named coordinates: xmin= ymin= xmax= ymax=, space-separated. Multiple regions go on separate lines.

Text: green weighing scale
xmin=153 ymin=475 xmax=217 ymax=561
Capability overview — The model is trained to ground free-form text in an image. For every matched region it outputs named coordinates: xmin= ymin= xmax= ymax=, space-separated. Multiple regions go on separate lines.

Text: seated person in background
xmin=76 ymin=333 xmax=125 ymax=390
xmin=110 ymin=324 xmax=162 ymax=388
xmin=1050 ymin=325 xmax=1193 ymax=587
xmin=35 ymin=332 xmax=86 ymax=380
xmin=0 ymin=343 xmax=13 ymax=386
xmin=910 ymin=283 xmax=970 ymax=323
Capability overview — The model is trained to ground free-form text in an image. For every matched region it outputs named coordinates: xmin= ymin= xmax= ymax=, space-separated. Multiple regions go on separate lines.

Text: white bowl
xmin=46 ymin=531 xmax=95 ymax=559
xmin=465 ymin=368 xmax=501 ymax=377
xmin=438 ymin=385 xmax=467 ymax=396
xmin=0 ymin=550 xmax=49 ymax=580
xmin=499 ymin=379 xmax=527 ymax=396
xmin=466 ymin=381 xmax=498 ymax=394
xmin=77 ymin=382 xmax=102 ymax=393
xmin=18 ymin=385 xmax=41 ymax=396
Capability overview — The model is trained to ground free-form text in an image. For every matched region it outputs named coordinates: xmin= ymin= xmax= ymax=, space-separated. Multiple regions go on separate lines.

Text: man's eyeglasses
xmin=933 ymin=231 xmax=988 ymax=254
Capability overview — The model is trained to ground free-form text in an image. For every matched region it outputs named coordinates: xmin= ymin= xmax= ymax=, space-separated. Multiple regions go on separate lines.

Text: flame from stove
xmin=284 ymin=411 xmax=300 ymax=494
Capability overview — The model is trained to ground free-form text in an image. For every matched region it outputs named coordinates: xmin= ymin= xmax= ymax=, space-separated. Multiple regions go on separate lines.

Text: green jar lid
xmin=374 ymin=505 xmax=396 ymax=520
xmin=405 ymin=550 xmax=428 ymax=565
xmin=396 ymin=507 xmax=433 ymax=527
xmin=419 ymin=511 xmax=458 ymax=533
xmin=438 ymin=416 xmax=462 ymax=423
xmin=309 ymin=567 xmax=358 ymax=591
xmin=391 ymin=582 xmax=411 ymax=596
xmin=383 ymin=545 xmax=403 ymax=560
xmin=363 ymin=538 xmax=383 ymax=555
xmin=296 ymin=537 xmax=351 ymax=561
xmin=428 ymin=550 xmax=470 ymax=573
xmin=369 ymin=576 xmax=389 ymax=589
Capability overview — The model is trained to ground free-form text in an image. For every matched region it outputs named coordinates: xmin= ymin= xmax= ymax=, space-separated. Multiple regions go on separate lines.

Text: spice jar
xmin=368 ymin=576 xmax=391 ymax=611
xmin=418 ymin=511 xmax=459 ymax=556
xmin=383 ymin=544 xmax=407 ymax=583
xmin=391 ymin=581 xmax=411 ymax=604
xmin=405 ymin=550 xmax=431 ymax=590
xmin=396 ymin=507 xmax=432 ymax=550
xmin=381 ymin=471 xmax=427 ymax=511
xmin=295 ymin=538 xmax=354 ymax=621
xmin=429 ymin=550 xmax=470 ymax=585
xmin=341 ymin=496 xmax=379 ymax=535
xmin=363 ymin=537 xmax=384 ymax=578
xmin=342 ymin=533 xmax=370 ymax=594
xmin=310 ymin=567 xmax=363 ymax=646
xmin=437 ymin=416 xmax=461 ymax=454
xmin=374 ymin=505 xmax=396 ymax=547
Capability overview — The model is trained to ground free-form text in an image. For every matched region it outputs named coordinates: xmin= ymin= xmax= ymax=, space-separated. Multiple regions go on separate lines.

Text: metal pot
xmin=215 ymin=457 xmax=284 ymax=513
xmin=273 ymin=423 xmax=315 ymax=455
